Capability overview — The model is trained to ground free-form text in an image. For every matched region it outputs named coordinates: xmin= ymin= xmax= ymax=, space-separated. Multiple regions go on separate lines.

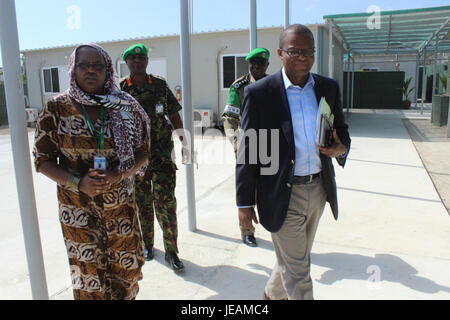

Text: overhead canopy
xmin=324 ymin=5 xmax=450 ymax=55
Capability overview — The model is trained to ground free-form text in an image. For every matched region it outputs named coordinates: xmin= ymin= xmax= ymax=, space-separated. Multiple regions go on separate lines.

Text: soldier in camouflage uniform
xmin=120 ymin=44 xmax=187 ymax=272
xmin=221 ymin=48 xmax=270 ymax=247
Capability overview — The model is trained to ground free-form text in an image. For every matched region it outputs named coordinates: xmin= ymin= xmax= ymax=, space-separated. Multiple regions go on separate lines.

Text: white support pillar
xmin=328 ymin=20 xmax=333 ymax=79
xmin=351 ymin=58 xmax=355 ymax=110
xmin=414 ymin=53 xmax=420 ymax=108
xmin=432 ymin=36 xmax=439 ymax=95
xmin=250 ymin=0 xmax=257 ymax=51
xmin=284 ymin=0 xmax=290 ymax=28
xmin=447 ymin=99 xmax=450 ymax=138
xmin=346 ymin=55 xmax=351 ymax=113
xmin=0 ymin=0 xmax=49 ymax=300
xmin=421 ymin=50 xmax=427 ymax=115
xmin=179 ymin=0 xmax=197 ymax=232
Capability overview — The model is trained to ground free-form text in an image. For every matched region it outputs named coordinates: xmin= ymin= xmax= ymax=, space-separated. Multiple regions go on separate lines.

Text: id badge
xmin=155 ymin=104 xmax=164 ymax=114
xmin=94 ymin=156 xmax=107 ymax=171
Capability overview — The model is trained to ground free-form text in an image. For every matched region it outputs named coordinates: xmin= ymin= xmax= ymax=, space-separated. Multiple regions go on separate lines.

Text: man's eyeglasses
xmin=281 ymin=48 xmax=315 ymax=58
xmin=76 ymin=63 xmax=106 ymax=71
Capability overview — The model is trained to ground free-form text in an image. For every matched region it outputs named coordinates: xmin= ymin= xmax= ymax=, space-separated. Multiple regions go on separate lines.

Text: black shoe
xmin=165 ymin=252 xmax=185 ymax=272
xmin=144 ymin=248 xmax=154 ymax=261
xmin=242 ymin=235 xmax=258 ymax=247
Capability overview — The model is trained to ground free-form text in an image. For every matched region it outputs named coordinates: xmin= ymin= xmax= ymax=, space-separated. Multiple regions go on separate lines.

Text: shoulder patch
xmin=119 ymin=77 xmax=131 ymax=89
xmin=233 ymin=78 xmax=250 ymax=89
xmin=119 ymin=76 xmax=128 ymax=84
xmin=151 ymin=74 xmax=167 ymax=82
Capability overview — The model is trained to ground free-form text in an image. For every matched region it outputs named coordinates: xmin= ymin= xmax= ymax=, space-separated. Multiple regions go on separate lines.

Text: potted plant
xmin=439 ymin=73 xmax=447 ymax=94
xmin=401 ymin=76 xmax=414 ymax=109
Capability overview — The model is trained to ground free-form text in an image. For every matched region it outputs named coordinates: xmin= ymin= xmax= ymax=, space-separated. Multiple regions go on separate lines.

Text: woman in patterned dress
xmin=33 ymin=44 xmax=151 ymax=300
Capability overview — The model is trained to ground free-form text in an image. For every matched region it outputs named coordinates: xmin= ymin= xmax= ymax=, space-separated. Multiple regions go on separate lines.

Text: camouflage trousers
xmin=135 ymin=162 xmax=178 ymax=253
xmin=230 ymin=149 xmax=255 ymax=237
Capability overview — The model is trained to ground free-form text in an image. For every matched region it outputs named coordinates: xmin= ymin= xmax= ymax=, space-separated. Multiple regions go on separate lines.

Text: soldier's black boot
xmin=242 ymin=234 xmax=258 ymax=247
xmin=165 ymin=252 xmax=184 ymax=272
xmin=144 ymin=247 xmax=154 ymax=261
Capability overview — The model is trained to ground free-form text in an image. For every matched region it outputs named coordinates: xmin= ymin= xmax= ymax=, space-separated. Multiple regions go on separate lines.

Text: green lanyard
xmin=81 ymin=105 xmax=106 ymax=152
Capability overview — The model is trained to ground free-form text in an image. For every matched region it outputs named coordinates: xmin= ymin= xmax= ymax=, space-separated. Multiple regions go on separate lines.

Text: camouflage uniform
xmin=121 ymin=74 xmax=182 ymax=254
xmin=221 ymin=72 xmax=267 ymax=236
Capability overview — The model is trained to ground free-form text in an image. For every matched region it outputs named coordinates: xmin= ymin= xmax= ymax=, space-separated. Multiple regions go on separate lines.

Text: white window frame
xmin=220 ymin=53 xmax=249 ymax=90
xmin=117 ymin=61 xmax=129 ymax=79
xmin=41 ymin=66 xmax=62 ymax=94
xmin=117 ymin=58 xmax=168 ymax=80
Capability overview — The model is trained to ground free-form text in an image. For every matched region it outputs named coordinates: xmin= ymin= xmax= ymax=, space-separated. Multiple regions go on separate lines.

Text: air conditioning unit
xmin=193 ymin=109 xmax=214 ymax=128
xmin=25 ymin=108 xmax=38 ymax=123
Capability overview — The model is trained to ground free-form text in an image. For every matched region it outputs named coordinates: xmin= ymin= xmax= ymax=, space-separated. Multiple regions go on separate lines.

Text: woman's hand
xmin=95 ymin=169 xmax=124 ymax=186
xmin=78 ymin=169 xmax=114 ymax=197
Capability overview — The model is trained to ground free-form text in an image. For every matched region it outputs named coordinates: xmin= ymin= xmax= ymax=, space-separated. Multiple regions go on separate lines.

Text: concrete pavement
xmin=0 ymin=108 xmax=449 ymax=300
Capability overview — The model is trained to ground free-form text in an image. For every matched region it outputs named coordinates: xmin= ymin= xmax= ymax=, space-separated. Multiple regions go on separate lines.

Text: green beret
xmin=246 ymin=48 xmax=270 ymax=61
xmin=123 ymin=43 xmax=149 ymax=61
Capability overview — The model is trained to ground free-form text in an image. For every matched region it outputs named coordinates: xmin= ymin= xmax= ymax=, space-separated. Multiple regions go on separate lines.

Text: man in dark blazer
xmin=236 ymin=24 xmax=351 ymax=300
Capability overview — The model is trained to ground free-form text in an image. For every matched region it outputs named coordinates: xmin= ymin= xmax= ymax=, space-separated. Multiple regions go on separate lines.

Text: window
xmin=42 ymin=67 xmax=60 ymax=93
xmin=222 ymin=54 xmax=248 ymax=89
xmin=117 ymin=59 xmax=167 ymax=80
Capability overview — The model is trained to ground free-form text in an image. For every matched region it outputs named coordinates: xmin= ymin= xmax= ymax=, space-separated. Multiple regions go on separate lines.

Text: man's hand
xmin=318 ymin=129 xmax=346 ymax=158
xmin=181 ymin=146 xmax=190 ymax=165
xmin=238 ymin=207 xmax=259 ymax=233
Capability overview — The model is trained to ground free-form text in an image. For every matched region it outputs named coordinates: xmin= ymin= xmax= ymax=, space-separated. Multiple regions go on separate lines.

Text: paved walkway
xmin=0 ymin=109 xmax=449 ymax=300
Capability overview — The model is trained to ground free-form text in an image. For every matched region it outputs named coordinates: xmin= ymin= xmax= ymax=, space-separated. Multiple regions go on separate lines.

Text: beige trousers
xmin=265 ymin=177 xmax=327 ymax=300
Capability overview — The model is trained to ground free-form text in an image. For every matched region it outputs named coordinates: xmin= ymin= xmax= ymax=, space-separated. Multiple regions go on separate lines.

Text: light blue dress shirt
xmin=282 ymin=68 xmax=322 ymax=176
xmin=238 ymin=69 xmax=323 ymax=208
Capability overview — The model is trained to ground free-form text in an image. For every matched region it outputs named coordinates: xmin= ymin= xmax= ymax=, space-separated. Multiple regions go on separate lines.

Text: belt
xmin=293 ymin=173 xmax=321 ymax=185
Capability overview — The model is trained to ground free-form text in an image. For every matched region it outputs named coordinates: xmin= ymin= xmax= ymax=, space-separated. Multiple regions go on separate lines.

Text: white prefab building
xmin=22 ymin=26 xmax=344 ymax=124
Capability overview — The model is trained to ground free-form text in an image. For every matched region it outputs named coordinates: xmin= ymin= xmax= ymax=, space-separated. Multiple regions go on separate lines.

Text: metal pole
xmin=317 ymin=26 xmax=324 ymax=75
xmin=341 ymin=57 xmax=447 ymax=64
xmin=250 ymin=0 xmax=257 ymax=51
xmin=189 ymin=0 xmax=194 ymax=34
xmin=448 ymin=56 xmax=450 ymax=138
xmin=414 ymin=53 xmax=419 ymax=109
xmin=346 ymin=55 xmax=350 ymax=113
xmin=432 ymin=35 xmax=439 ymax=95
xmin=328 ymin=20 xmax=333 ymax=78
xmin=421 ymin=49 xmax=426 ymax=115
xmin=447 ymin=99 xmax=450 ymax=138
xmin=351 ymin=57 xmax=355 ymax=110
xmin=0 ymin=0 xmax=49 ymax=300
xmin=284 ymin=0 xmax=290 ymax=28
xmin=179 ymin=0 xmax=197 ymax=231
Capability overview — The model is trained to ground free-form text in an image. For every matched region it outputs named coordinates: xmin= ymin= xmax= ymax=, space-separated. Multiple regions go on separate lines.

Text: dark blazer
xmin=236 ymin=70 xmax=351 ymax=233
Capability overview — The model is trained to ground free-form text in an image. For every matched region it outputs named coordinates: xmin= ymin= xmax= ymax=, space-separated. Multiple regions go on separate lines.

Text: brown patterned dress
xmin=33 ymin=92 xmax=150 ymax=300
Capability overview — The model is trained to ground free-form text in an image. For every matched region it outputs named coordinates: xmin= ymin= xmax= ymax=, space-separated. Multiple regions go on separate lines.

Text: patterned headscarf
xmin=67 ymin=43 xmax=150 ymax=174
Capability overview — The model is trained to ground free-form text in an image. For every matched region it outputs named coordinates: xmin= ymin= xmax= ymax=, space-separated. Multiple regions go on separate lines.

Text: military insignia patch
xmin=234 ymin=78 xmax=249 ymax=89
xmin=135 ymin=47 xmax=141 ymax=54
xmin=155 ymin=104 xmax=164 ymax=114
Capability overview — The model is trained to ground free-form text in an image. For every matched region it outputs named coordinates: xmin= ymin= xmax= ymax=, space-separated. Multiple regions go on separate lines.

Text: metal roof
xmin=21 ymin=26 xmax=284 ymax=53
xmin=324 ymin=5 xmax=450 ymax=55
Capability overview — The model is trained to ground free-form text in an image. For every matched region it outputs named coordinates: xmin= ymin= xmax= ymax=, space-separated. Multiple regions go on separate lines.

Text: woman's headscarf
xmin=67 ymin=43 xmax=150 ymax=174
